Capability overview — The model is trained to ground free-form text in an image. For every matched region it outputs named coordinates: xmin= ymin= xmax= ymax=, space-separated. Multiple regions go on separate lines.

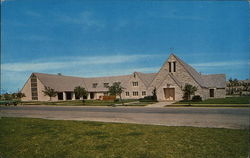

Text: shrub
xmin=192 ymin=95 xmax=202 ymax=102
xmin=114 ymin=99 xmax=120 ymax=103
xmin=139 ymin=96 xmax=155 ymax=102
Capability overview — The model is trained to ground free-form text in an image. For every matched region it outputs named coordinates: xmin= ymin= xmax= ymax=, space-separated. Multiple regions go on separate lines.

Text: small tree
xmin=182 ymin=84 xmax=197 ymax=101
xmin=74 ymin=86 xmax=88 ymax=100
xmin=11 ymin=93 xmax=17 ymax=99
xmin=16 ymin=92 xmax=26 ymax=99
xmin=108 ymin=82 xmax=125 ymax=105
xmin=42 ymin=86 xmax=57 ymax=101
xmin=152 ymin=87 xmax=158 ymax=101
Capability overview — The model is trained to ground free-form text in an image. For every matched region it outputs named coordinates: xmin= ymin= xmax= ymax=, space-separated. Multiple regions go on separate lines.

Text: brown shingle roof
xmin=173 ymin=54 xmax=206 ymax=88
xmin=202 ymin=74 xmax=226 ymax=88
xmin=83 ymin=74 xmax=132 ymax=92
xmin=34 ymin=73 xmax=86 ymax=92
xmin=135 ymin=72 xmax=157 ymax=87
xmin=33 ymin=54 xmax=226 ymax=91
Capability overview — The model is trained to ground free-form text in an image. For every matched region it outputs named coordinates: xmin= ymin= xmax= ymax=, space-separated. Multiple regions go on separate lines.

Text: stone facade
xmin=21 ymin=54 xmax=226 ymax=101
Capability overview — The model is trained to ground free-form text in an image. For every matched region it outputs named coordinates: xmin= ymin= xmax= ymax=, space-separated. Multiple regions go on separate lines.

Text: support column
xmin=72 ymin=93 xmax=76 ymax=100
xmin=63 ymin=92 xmax=66 ymax=101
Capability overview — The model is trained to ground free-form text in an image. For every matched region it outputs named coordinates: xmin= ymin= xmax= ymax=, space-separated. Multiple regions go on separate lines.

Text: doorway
xmin=66 ymin=92 xmax=72 ymax=100
xmin=209 ymin=89 xmax=214 ymax=97
xmin=57 ymin=92 xmax=63 ymax=100
xmin=164 ymin=88 xmax=175 ymax=100
xmin=90 ymin=92 xmax=95 ymax=99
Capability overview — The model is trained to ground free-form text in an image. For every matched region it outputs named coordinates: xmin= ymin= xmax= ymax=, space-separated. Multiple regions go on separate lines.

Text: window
xmin=125 ymin=92 xmax=129 ymax=96
xmin=173 ymin=62 xmax=176 ymax=72
xmin=169 ymin=62 xmax=172 ymax=72
xmin=103 ymin=83 xmax=109 ymax=88
xmin=92 ymin=83 xmax=98 ymax=88
xmin=133 ymin=91 xmax=138 ymax=96
xmin=32 ymin=97 xmax=38 ymax=100
xmin=31 ymin=88 xmax=37 ymax=92
xmin=142 ymin=91 xmax=146 ymax=96
xmin=132 ymin=82 xmax=138 ymax=86
xmin=31 ymin=75 xmax=38 ymax=100
xmin=31 ymin=83 xmax=37 ymax=87
xmin=31 ymin=78 xmax=37 ymax=82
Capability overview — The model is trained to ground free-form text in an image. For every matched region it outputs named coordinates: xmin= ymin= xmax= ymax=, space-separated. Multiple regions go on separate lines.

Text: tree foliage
xmin=42 ymin=86 xmax=57 ymax=101
xmin=152 ymin=87 xmax=158 ymax=101
xmin=182 ymin=84 xmax=197 ymax=101
xmin=74 ymin=86 xmax=88 ymax=99
xmin=108 ymin=82 xmax=125 ymax=105
xmin=16 ymin=92 xmax=26 ymax=99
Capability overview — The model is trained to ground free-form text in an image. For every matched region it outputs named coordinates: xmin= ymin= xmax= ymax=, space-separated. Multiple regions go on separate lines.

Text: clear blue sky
xmin=1 ymin=0 xmax=249 ymax=93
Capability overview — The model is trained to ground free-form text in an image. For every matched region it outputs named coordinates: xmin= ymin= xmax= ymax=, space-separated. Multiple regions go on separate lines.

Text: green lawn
xmin=20 ymin=99 xmax=154 ymax=106
xmin=0 ymin=118 xmax=248 ymax=158
xmin=175 ymin=96 xmax=250 ymax=105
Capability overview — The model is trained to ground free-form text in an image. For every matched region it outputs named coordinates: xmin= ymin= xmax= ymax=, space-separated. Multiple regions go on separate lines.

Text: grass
xmin=174 ymin=96 xmax=250 ymax=105
xmin=20 ymin=99 xmax=154 ymax=106
xmin=0 ymin=117 xmax=249 ymax=158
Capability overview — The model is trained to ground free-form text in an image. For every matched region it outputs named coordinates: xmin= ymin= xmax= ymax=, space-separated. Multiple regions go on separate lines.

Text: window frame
xmin=92 ymin=83 xmax=98 ymax=88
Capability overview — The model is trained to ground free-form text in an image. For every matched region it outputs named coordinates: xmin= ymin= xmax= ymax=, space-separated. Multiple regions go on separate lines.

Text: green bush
xmin=139 ymin=96 xmax=156 ymax=102
xmin=192 ymin=95 xmax=202 ymax=102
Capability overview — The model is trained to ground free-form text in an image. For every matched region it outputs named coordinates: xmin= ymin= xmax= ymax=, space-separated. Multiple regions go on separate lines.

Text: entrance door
xmin=209 ymin=89 xmax=214 ymax=97
xmin=164 ymin=88 xmax=175 ymax=100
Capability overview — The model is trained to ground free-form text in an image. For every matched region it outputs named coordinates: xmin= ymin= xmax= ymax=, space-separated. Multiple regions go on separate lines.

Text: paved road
xmin=0 ymin=105 xmax=249 ymax=129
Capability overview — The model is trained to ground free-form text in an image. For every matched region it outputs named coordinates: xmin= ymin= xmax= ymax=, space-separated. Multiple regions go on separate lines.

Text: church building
xmin=21 ymin=54 xmax=226 ymax=101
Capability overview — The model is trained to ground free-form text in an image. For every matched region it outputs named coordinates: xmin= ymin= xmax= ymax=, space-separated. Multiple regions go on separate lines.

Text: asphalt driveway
xmin=0 ymin=105 xmax=249 ymax=129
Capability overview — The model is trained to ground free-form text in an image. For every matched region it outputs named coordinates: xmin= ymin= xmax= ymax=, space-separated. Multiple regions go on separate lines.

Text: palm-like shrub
xmin=74 ymin=86 xmax=88 ymax=100
xmin=182 ymin=84 xmax=197 ymax=101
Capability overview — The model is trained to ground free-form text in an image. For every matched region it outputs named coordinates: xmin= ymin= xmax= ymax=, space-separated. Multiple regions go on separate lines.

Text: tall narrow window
xmin=132 ymin=82 xmax=138 ymax=86
xmin=30 ymin=74 xmax=38 ymax=100
xmin=168 ymin=62 xmax=171 ymax=72
xmin=173 ymin=62 xmax=176 ymax=72
xmin=133 ymin=91 xmax=138 ymax=96
xmin=125 ymin=92 xmax=129 ymax=96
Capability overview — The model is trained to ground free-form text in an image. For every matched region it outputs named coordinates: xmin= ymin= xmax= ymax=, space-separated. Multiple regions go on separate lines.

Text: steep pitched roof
xmin=135 ymin=72 xmax=157 ymax=87
xmin=34 ymin=73 xmax=86 ymax=92
xmin=202 ymin=74 xmax=226 ymax=88
xmin=32 ymin=54 xmax=226 ymax=92
xmin=172 ymin=54 xmax=206 ymax=88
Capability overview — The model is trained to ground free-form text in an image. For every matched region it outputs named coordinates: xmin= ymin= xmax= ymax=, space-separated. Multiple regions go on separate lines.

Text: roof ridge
xmin=33 ymin=72 xmax=85 ymax=79
xmin=172 ymin=54 xmax=205 ymax=88
xmin=134 ymin=72 xmax=149 ymax=87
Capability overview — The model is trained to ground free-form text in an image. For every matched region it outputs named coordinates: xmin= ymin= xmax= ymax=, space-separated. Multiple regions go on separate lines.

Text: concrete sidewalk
xmin=146 ymin=101 xmax=175 ymax=107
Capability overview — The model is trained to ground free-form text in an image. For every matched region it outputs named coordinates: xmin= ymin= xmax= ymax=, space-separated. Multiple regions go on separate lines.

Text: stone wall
xmin=37 ymin=78 xmax=58 ymax=101
xmin=121 ymin=73 xmax=148 ymax=99
xmin=21 ymin=78 xmax=32 ymax=101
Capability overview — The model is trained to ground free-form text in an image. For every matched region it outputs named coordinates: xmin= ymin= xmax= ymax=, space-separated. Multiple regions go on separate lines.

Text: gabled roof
xmin=202 ymin=74 xmax=226 ymax=88
xmin=34 ymin=73 xmax=86 ymax=92
xmin=31 ymin=54 xmax=226 ymax=91
xmin=172 ymin=54 xmax=206 ymax=88
xmin=135 ymin=72 xmax=157 ymax=87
